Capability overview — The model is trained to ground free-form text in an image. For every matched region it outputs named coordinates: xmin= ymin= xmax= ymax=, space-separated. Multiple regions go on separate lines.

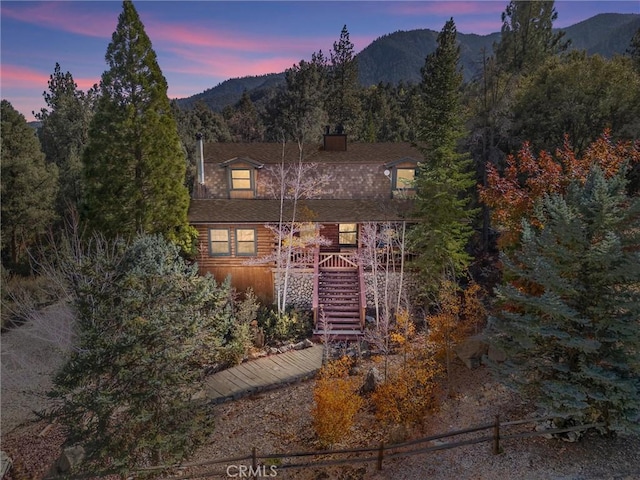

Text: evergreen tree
xmin=225 ymin=90 xmax=265 ymax=142
xmin=82 ymin=1 xmax=191 ymax=247
xmin=1 ymin=100 xmax=58 ymax=268
xmin=495 ymin=0 xmax=569 ymax=75
xmin=172 ymin=100 xmax=231 ymax=193
xmin=409 ymin=19 xmax=475 ymax=297
xmin=50 ymin=234 xmax=227 ymax=472
xmin=490 ymin=167 xmax=640 ymax=433
xmin=628 ymin=27 xmax=640 ymax=72
xmin=35 ymin=63 xmax=96 ymax=218
xmin=269 ymin=51 xmax=328 ymax=143
xmin=510 ymin=52 xmax=640 ymax=155
xmin=466 ymin=48 xmax=516 ymax=251
xmin=326 ymin=25 xmax=361 ymax=133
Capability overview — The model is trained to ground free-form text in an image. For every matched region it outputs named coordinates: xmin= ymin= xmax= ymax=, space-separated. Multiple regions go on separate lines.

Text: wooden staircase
xmin=314 ymin=267 xmax=364 ymax=340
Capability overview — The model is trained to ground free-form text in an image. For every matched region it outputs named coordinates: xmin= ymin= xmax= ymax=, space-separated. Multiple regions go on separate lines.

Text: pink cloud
xmin=147 ymin=20 xmax=328 ymax=58
xmin=1 ymin=2 xmax=115 ymax=38
xmin=0 ymin=64 xmax=49 ymax=89
xmin=1 ymin=64 xmax=99 ymax=92
xmin=162 ymin=46 xmax=299 ymax=80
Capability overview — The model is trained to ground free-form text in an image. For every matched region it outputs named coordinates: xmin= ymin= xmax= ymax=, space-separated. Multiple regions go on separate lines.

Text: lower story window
xmin=209 ymin=228 xmax=230 ymax=256
xmin=339 ymin=223 xmax=358 ymax=246
xmin=236 ymin=228 xmax=257 ymax=256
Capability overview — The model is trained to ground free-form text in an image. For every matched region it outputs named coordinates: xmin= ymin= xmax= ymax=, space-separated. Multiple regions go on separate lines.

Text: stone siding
xmin=276 ymin=269 xmax=414 ymax=312
xmin=274 ymin=270 xmax=314 ymax=310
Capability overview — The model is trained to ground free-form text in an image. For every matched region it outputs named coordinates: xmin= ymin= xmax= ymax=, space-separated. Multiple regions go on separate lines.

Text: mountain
xmin=358 ymin=13 xmax=640 ymax=85
xmin=177 ymin=72 xmax=285 ymax=111
xmin=562 ymin=13 xmax=640 ymax=57
xmin=175 ymin=13 xmax=639 ymax=112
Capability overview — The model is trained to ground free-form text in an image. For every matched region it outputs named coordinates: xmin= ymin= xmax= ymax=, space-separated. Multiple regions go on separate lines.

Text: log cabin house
xmin=188 ymin=133 xmax=422 ymax=338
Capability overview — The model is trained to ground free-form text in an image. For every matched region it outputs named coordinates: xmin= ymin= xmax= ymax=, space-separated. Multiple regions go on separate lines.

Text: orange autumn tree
xmin=312 ymin=356 xmax=363 ymax=447
xmin=480 ymin=130 xmax=640 ymax=249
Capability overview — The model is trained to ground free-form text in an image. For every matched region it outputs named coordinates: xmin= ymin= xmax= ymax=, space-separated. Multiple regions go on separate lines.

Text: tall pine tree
xmin=495 ymin=0 xmax=569 ymax=75
xmin=270 ymin=51 xmax=328 ymax=144
xmin=1 ymin=100 xmax=58 ymax=268
xmin=83 ymin=0 xmax=191 ymax=246
xmin=490 ymin=167 xmax=640 ymax=433
xmin=326 ymin=25 xmax=361 ymax=134
xmin=36 ymin=63 xmax=95 ymax=218
xmin=409 ymin=19 xmax=475 ymax=297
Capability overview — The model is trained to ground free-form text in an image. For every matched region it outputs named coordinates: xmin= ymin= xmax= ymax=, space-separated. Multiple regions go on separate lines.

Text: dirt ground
xmin=2 ymin=306 xmax=640 ymax=479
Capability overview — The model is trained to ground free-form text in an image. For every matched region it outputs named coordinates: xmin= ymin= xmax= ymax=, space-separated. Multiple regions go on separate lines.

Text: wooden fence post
xmin=377 ymin=442 xmax=384 ymax=471
xmin=252 ymin=447 xmax=257 ymax=477
xmin=493 ymin=415 xmax=500 ymax=455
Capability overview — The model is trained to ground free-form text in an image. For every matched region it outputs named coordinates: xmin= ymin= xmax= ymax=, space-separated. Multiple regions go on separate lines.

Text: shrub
xmin=257 ymin=305 xmax=312 ymax=345
xmin=372 ymin=336 xmax=442 ymax=428
xmin=50 ymin=234 xmax=220 ymax=473
xmin=312 ymin=357 xmax=364 ymax=446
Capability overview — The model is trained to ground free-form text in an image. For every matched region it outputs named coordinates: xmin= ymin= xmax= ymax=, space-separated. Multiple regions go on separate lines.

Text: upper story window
xmin=221 ymin=157 xmax=264 ymax=199
xmin=394 ymin=168 xmax=416 ymax=190
xmin=230 ymin=169 xmax=253 ymax=190
xmin=384 ymin=157 xmax=419 ymax=197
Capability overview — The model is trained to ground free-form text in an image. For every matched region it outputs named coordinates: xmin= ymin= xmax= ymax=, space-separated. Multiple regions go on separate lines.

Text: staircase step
xmin=322 ymin=305 xmax=359 ymax=312
xmin=316 ymin=264 xmax=363 ymax=338
xmin=323 ymin=315 xmax=359 ymax=320
xmin=318 ymin=285 xmax=359 ymax=294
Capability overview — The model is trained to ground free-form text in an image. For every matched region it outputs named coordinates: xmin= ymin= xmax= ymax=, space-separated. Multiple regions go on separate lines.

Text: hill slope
xmin=175 ymin=13 xmax=639 ymax=111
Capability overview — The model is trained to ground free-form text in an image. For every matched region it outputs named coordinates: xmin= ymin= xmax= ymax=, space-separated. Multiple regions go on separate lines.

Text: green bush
xmin=257 ymin=305 xmax=313 ymax=345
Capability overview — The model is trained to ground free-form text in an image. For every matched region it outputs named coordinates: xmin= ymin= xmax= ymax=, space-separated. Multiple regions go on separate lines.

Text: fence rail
xmin=49 ymin=416 xmax=606 ymax=479
xmin=317 ymin=252 xmax=358 ymax=269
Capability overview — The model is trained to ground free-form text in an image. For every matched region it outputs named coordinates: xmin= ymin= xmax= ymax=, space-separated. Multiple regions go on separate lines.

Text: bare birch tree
xmin=253 ymin=142 xmax=332 ymax=314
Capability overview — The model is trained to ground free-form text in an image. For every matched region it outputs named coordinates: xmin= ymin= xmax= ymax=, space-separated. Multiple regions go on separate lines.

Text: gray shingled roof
xmin=189 ymin=199 xmax=416 ymax=223
xmin=203 ymin=142 xmax=423 ymax=165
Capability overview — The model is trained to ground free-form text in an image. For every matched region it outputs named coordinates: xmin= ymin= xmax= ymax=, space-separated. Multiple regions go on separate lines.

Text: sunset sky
xmin=2 ymin=1 xmax=638 ymax=121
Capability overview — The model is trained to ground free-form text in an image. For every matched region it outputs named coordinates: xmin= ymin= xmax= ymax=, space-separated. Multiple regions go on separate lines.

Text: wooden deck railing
xmin=312 ymin=247 xmax=320 ymax=324
xmin=317 ymin=252 xmax=358 ymax=269
xmin=357 ymin=259 xmax=367 ymax=330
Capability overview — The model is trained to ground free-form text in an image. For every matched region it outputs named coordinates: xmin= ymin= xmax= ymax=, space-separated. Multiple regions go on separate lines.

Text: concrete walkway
xmin=203 ymin=344 xmax=324 ymax=404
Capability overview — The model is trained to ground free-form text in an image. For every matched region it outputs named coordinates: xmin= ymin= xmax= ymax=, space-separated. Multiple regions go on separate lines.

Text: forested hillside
xmin=176 ymin=13 xmax=639 ymax=112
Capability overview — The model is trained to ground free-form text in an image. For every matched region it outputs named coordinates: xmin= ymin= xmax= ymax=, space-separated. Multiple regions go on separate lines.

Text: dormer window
xmin=221 ymin=156 xmax=263 ymax=199
xmin=230 ymin=169 xmax=252 ymax=190
xmin=384 ymin=157 xmax=418 ymax=197
xmin=394 ymin=168 xmax=416 ymax=190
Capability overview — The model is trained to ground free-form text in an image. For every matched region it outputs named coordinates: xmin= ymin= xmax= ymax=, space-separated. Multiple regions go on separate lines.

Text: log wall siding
xmin=196 ymin=224 xmax=275 ymax=262
xmin=207 ymin=266 xmax=274 ymax=303
xmin=195 ymin=224 xmax=275 ymax=301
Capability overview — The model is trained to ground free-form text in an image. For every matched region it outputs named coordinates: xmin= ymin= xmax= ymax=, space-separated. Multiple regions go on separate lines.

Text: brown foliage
xmin=479 ymin=130 xmax=640 ymax=248
xmin=311 ymin=356 xmax=364 ymax=447
xmin=427 ymin=280 xmax=482 ymax=360
xmin=372 ymin=313 xmax=443 ymax=428
xmin=427 ymin=280 xmax=486 ymax=392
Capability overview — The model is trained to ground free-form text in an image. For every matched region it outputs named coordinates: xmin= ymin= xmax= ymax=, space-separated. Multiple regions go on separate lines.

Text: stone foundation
xmin=274 ymin=270 xmax=314 ymax=309
xmin=274 ymin=269 xmax=414 ymax=312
